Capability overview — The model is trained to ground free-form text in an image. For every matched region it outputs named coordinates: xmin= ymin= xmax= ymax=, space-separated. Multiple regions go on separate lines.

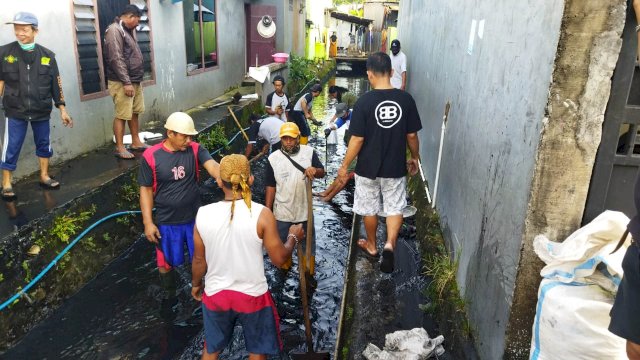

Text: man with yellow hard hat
xmin=265 ymin=122 xmax=325 ymax=278
xmin=138 ymin=112 xmax=220 ymax=296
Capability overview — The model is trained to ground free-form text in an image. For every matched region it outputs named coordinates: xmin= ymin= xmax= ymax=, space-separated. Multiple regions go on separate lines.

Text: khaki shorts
xmin=353 ymin=175 xmax=406 ymax=217
xmin=108 ymin=80 xmax=145 ymax=120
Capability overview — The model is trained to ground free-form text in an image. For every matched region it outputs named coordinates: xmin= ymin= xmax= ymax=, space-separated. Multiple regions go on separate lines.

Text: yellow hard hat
xmin=280 ymin=122 xmax=300 ymax=138
xmin=164 ymin=112 xmax=198 ymax=135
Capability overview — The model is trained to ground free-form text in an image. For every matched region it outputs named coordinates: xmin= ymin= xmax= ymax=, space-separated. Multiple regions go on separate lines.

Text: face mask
xmin=19 ymin=42 xmax=35 ymax=51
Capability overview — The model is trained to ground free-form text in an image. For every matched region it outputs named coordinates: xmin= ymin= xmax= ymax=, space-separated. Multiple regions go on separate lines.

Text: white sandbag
xmin=533 ymin=210 xmax=630 ymax=292
xmin=530 ymin=210 xmax=630 ymax=360
xmin=530 ymin=279 xmax=626 ymax=360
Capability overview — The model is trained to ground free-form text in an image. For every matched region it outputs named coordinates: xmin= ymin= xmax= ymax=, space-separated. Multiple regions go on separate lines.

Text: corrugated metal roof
xmin=330 ymin=11 xmax=374 ymax=26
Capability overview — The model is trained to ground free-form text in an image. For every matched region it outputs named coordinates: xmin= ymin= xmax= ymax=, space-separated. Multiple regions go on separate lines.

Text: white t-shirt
xmin=390 ymin=51 xmax=407 ymax=89
xmin=256 ymin=116 xmax=285 ymax=145
xmin=265 ymin=91 xmax=289 ymax=121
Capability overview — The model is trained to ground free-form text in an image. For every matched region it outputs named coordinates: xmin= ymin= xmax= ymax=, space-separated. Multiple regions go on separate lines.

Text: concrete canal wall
xmin=398 ymin=0 xmax=626 ymax=358
xmin=0 ymin=0 xmax=245 ymax=179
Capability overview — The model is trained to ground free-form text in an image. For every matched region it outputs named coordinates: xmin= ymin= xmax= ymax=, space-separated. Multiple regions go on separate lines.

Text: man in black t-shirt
xmin=337 ymin=52 xmax=422 ymax=273
xmin=139 ymin=112 xmax=220 ymax=284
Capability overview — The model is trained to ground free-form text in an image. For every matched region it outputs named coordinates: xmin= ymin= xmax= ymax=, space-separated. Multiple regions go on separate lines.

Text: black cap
xmin=311 ymin=84 xmax=322 ymax=93
xmin=121 ymin=4 xmax=142 ymax=17
xmin=273 ymin=75 xmax=285 ymax=85
xmin=390 ymin=39 xmax=401 ymax=49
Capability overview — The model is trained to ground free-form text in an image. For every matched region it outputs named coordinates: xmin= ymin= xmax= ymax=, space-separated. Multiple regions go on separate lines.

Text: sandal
xmin=129 ymin=144 xmax=150 ymax=151
xmin=1 ymin=187 xmax=16 ymax=200
xmin=380 ymin=249 xmax=395 ymax=273
xmin=39 ymin=178 xmax=60 ymax=189
xmin=114 ymin=150 xmax=136 ymax=160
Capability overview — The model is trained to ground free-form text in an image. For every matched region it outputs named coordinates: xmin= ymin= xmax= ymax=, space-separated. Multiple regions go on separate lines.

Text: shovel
xmin=291 ymin=179 xmax=330 ymax=360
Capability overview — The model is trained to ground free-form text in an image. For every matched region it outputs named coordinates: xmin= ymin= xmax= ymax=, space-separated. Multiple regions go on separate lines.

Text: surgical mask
xmin=19 ymin=42 xmax=35 ymax=51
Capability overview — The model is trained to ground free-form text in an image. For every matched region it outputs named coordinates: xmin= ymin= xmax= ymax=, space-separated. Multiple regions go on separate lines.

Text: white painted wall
xmin=398 ymin=0 xmax=565 ymax=358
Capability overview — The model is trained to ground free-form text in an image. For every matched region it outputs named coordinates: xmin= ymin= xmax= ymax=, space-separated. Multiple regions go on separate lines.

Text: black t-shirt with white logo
xmin=138 ymin=142 xmax=213 ymax=225
xmin=349 ymin=89 xmax=422 ymax=179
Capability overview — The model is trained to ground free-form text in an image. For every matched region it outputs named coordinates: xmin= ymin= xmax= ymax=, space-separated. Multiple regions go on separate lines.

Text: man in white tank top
xmin=191 ymin=154 xmax=303 ymax=359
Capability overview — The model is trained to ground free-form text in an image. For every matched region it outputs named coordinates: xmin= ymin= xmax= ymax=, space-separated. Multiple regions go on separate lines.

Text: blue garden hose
xmin=0 ymin=210 xmax=142 ymax=311
xmin=0 ymin=126 xmax=251 ymax=312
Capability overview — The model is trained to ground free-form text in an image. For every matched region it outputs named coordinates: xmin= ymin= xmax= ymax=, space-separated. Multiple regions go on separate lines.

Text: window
xmin=72 ymin=0 xmax=154 ymax=99
xmin=183 ymin=0 xmax=218 ymax=73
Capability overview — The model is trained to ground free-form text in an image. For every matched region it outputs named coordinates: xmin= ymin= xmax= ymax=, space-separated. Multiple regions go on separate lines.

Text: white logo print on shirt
xmin=375 ymin=100 xmax=402 ymax=128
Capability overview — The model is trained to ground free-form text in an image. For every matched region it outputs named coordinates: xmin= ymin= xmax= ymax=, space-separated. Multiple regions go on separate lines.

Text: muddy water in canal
xmin=2 ymin=76 xmax=371 ymax=359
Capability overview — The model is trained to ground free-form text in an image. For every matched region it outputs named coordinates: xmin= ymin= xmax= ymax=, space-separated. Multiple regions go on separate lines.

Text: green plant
xmin=198 ymin=125 xmax=229 ymax=153
xmin=424 ymin=244 xmax=459 ymax=299
xmin=22 ymin=260 xmax=31 ymax=282
xmin=0 ymin=272 xmax=4 ymax=282
xmin=50 ymin=206 xmax=96 ymax=244
xmin=288 ymin=53 xmax=315 ymax=84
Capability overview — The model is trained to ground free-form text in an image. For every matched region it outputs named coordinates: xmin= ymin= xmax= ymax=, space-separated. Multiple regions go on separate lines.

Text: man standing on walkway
xmin=104 ymin=4 xmax=147 ymax=160
xmin=191 ymin=154 xmax=303 ymax=359
xmin=0 ymin=12 xmax=73 ymax=199
xmin=337 ymin=52 xmax=422 ymax=273
xmin=265 ymin=122 xmax=325 ymax=275
xmin=390 ymin=39 xmax=407 ymax=90
xmin=291 ymin=83 xmax=322 ymax=145
xmin=139 ymin=112 xmax=220 ymax=290
xmin=264 ymin=75 xmax=289 ymax=122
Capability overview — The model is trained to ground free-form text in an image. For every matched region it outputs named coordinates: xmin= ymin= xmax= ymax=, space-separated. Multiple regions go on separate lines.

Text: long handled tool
xmin=292 ymin=180 xmax=330 ymax=360
xmin=417 ymin=160 xmax=432 ymax=205
xmin=432 ymin=101 xmax=450 ymax=207
xmin=228 ymin=106 xmax=249 ymax=142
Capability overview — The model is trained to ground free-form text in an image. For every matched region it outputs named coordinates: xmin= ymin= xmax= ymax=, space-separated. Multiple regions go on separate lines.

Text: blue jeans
xmin=1 ymin=117 xmax=52 ymax=171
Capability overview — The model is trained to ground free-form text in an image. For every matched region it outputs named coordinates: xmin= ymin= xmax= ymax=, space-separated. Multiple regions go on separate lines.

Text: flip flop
xmin=380 ymin=249 xmax=394 ymax=273
xmin=39 ymin=178 xmax=60 ymax=189
xmin=129 ymin=144 xmax=150 ymax=151
xmin=357 ymin=239 xmax=379 ymax=260
xmin=114 ymin=150 xmax=136 ymax=160
xmin=1 ymin=187 xmax=16 ymax=200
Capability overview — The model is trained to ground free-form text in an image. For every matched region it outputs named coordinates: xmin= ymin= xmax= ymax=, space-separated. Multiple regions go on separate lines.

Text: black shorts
xmin=609 ymin=242 xmax=640 ymax=344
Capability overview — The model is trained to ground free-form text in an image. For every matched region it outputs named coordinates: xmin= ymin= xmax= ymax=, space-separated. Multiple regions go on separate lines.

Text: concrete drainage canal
xmin=0 ymin=75 xmax=440 ymax=359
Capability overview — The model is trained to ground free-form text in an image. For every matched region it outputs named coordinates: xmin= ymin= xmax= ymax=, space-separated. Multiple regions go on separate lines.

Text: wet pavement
xmin=1 ymin=77 xmax=372 ymax=359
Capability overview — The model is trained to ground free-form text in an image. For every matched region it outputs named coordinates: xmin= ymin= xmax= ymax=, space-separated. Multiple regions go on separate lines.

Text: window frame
xmin=70 ymin=0 xmax=156 ymax=101
xmin=186 ymin=0 xmax=220 ymax=76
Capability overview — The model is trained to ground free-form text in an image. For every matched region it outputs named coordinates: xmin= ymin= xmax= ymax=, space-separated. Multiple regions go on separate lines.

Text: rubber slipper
xmin=1 ymin=187 xmax=16 ymax=200
xmin=39 ymin=178 xmax=60 ymax=189
xmin=357 ymin=239 xmax=379 ymax=260
xmin=114 ymin=150 xmax=136 ymax=160
xmin=380 ymin=249 xmax=394 ymax=273
xmin=129 ymin=144 xmax=150 ymax=151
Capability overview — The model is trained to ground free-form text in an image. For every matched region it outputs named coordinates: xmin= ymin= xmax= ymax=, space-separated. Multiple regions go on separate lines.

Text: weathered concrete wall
xmin=0 ymin=0 xmax=245 ymax=179
xmin=397 ymin=0 xmax=564 ymax=358
xmin=505 ymin=1 xmax=626 ymax=358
